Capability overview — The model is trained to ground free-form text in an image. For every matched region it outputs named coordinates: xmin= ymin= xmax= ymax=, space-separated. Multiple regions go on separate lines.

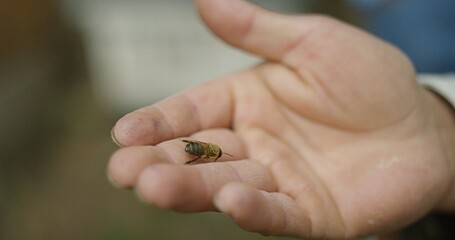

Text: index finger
xmin=112 ymin=76 xmax=235 ymax=147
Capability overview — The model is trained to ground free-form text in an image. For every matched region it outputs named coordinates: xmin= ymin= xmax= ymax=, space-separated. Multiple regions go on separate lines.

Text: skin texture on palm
xmin=108 ymin=0 xmax=455 ymax=238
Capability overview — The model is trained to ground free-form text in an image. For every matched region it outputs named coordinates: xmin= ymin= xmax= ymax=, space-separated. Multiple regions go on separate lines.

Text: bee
xmin=181 ymin=139 xmax=233 ymax=164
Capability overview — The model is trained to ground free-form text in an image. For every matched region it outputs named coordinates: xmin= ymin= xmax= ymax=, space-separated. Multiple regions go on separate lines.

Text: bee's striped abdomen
xmin=185 ymin=142 xmax=205 ymax=156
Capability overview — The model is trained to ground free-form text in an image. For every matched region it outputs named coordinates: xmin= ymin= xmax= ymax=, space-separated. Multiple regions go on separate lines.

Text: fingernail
xmin=111 ymin=127 xmax=124 ymax=148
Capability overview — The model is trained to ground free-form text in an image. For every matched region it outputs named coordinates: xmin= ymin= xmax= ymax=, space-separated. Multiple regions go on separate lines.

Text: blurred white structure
xmin=63 ymin=0 xmax=310 ymax=113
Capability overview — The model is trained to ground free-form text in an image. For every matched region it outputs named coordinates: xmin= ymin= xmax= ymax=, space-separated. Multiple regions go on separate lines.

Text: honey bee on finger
xmin=181 ymin=139 xmax=233 ymax=164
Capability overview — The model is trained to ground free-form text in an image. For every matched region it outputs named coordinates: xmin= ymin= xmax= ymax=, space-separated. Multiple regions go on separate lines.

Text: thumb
xmin=196 ymin=0 xmax=313 ymax=61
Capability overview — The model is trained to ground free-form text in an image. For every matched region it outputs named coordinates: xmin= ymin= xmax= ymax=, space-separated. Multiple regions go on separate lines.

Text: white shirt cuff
xmin=418 ymin=74 xmax=455 ymax=109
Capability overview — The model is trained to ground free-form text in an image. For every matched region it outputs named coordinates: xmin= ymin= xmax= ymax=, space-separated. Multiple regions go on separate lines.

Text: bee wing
xmin=180 ymin=139 xmax=209 ymax=147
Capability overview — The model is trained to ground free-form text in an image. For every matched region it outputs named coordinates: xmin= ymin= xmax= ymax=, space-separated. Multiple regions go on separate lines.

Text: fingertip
xmin=196 ymin=0 xmax=306 ymax=60
xmin=197 ymin=0 xmax=248 ymax=26
xmin=112 ymin=113 xmax=154 ymax=146
xmin=196 ymin=0 xmax=257 ymax=49
xmin=136 ymin=165 xmax=181 ymax=209
xmin=214 ymin=182 xmax=264 ymax=232
xmin=136 ymin=165 xmax=210 ymax=212
xmin=108 ymin=146 xmax=166 ymax=188
xmin=214 ymin=182 xmax=253 ymax=210
xmin=106 ymin=168 xmax=123 ymax=189
xmin=214 ymin=183 xmax=309 ymax=237
xmin=110 ymin=127 xmax=123 ymax=147
xmin=107 ymin=148 xmax=140 ymax=188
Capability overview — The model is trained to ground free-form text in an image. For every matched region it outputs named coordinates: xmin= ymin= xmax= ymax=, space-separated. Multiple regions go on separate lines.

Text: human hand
xmin=108 ymin=0 xmax=455 ymax=238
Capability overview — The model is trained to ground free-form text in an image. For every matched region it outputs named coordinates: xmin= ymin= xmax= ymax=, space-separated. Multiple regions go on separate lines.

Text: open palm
xmin=109 ymin=0 xmax=454 ymax=238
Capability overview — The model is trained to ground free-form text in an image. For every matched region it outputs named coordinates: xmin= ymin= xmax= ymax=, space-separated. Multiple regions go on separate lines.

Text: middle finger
xmin=136 ymin=160 xmax=276 ymax=212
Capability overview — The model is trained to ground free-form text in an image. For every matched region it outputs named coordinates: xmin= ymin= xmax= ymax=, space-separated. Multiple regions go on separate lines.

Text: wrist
xmin=423 ymin=87 xmax=455 ymax=211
